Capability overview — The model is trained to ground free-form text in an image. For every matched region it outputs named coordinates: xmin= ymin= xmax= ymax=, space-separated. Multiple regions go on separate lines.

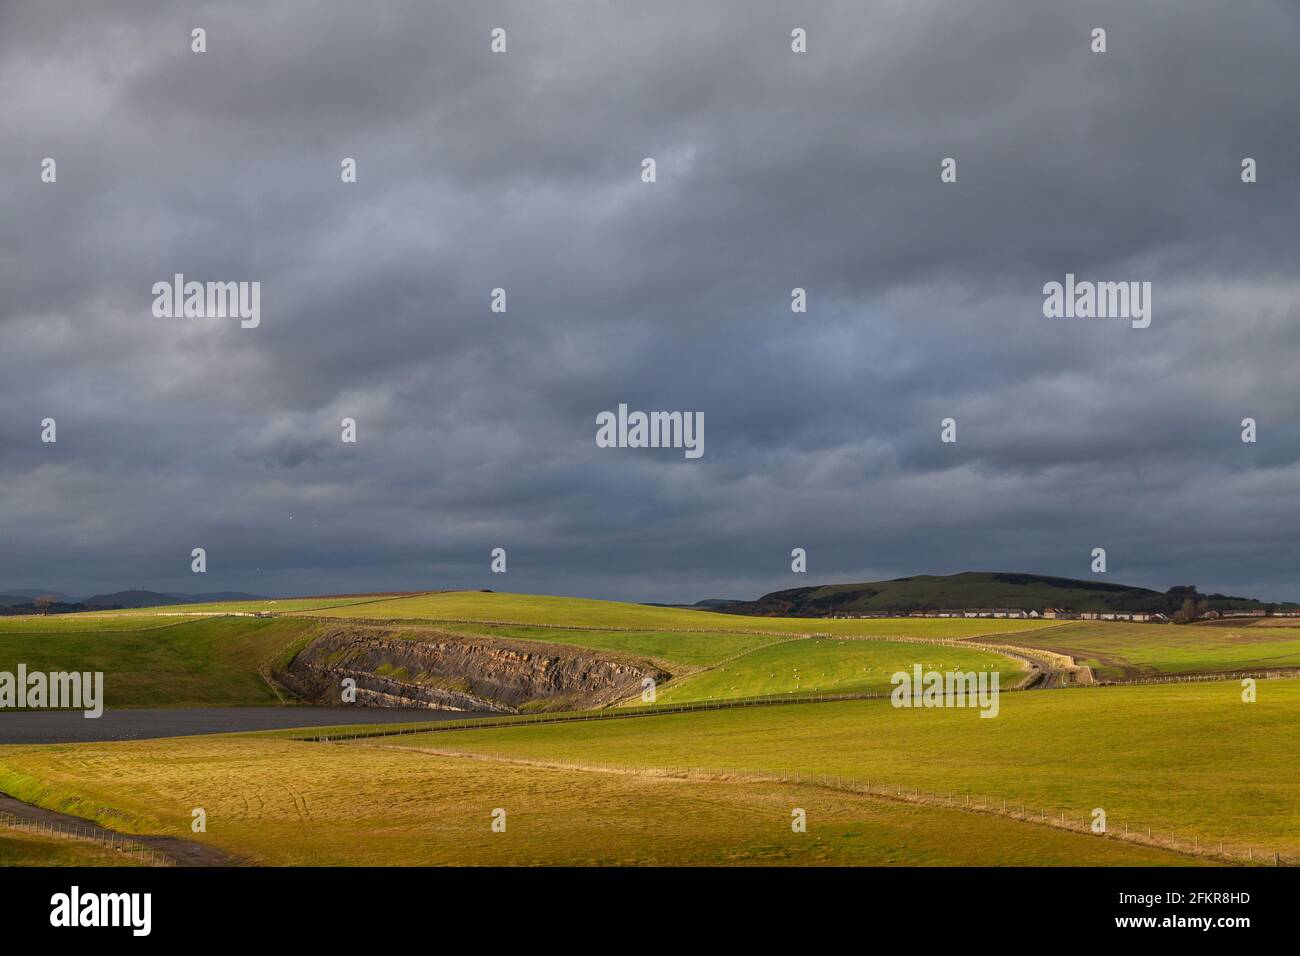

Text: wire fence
xmin=1089 ymin=668 xmax=1300 ymax=688
xmin=292 ymin=690 xmax=896 ymax=742
xmin=290 ymin=662 xmax=1299 ymax=743
xmin=0 ymin=811 xmax=171 ymax=866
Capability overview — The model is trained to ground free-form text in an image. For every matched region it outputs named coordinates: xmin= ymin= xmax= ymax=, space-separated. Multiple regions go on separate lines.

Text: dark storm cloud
xmin=2 ymin=0 xmax=1298 ymax=602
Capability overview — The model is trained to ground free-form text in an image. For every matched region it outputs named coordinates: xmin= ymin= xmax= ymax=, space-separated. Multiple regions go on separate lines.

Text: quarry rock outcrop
xmin=278 ymin=625 xmax=669 ymax=713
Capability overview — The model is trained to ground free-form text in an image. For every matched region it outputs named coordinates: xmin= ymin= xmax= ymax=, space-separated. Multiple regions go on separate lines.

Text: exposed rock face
xmin=277 ymin=626 xmax=670 ymax=713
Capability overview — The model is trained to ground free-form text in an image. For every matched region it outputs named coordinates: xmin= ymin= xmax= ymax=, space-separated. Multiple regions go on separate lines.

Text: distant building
xmin=1042 ymin=608 xmax=1079 ymax=620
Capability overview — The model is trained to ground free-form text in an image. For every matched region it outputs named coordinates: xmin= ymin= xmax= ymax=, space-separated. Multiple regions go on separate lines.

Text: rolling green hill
xmin=650 ymin=637 xmax=1023 ymax=704
xmin=728 ymin=571 xmax=1295 ymax=618
xmin=283 ymin=590 xmax=1056 ymax=637
xmin=0 ymin=616 xmax=316 ymax=707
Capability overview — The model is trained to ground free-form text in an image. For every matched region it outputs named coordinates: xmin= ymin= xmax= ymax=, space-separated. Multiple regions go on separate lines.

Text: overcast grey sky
xmin=2 ymin=0 xmax=1297 ymax=603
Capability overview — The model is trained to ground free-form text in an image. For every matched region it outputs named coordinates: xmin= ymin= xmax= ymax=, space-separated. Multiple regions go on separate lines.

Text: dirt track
xmin=0 ymin=793 xmax=238 ymax=867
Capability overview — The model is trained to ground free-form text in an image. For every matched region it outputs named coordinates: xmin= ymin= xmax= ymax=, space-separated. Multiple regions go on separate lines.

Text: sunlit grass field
xmin=288 ymin=590 xmax=1060 ymax=638
xmin=0 ymin=597 xmax=1044 ymax=708
xmin=0 ymin=825 xmax=147 ymax=867
xmin=0 ymin=591 xmax=1290 ymax=868
xmin=651 ymin=637 xmax=1025 ymax=703
xmin=0 ymin=735 xmax=1197 ymax=866
xmin=0 ymin=617 xmax=316 ymax=707
xmin=92 ymin=595 xmax=408 ymax=616
xmin=1003 ymin=622 xmax=1300 ymax=679
xmin=414 ymin=622 xmax=781 ymax=667
xmin=0 ymin=614 xmax=193 ymax=632
xmin=404 ymin=678 xmax=1300 ymax=857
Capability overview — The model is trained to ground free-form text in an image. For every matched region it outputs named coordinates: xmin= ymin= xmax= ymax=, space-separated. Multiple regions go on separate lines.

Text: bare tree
xmin=33 ymin=594 xmax=58 ymax=616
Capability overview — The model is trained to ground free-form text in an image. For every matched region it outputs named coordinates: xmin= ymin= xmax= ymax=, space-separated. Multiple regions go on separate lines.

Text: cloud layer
xmin=2 ymin=0 xmax=1298 ymax=602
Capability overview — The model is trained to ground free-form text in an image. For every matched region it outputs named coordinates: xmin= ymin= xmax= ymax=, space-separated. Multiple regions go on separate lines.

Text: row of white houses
xmin=831 ymin=606 xmax=1300 ymax=622
xmin=1041 ymin=609 xmax=1167 ymax=622
xmin=830 ymin=607 xmax=1170 ymax=621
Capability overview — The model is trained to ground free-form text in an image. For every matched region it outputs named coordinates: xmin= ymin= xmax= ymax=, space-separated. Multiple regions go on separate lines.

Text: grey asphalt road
xmin=0 ymin=706 xmax=489 ymax=744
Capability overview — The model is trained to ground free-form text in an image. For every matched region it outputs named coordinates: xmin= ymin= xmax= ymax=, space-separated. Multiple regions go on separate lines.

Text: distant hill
xmin=724 ymin=572 xmax=1297 ymax=618
xmin=164 ymin=591 xmax=270 ymax=604
xmin=644 ymin=598 xmax=746 ymax=610
xmin=79 ymin=590 xmax=269 ymax=609
xmin=78 ymin=590 xmax=186 ymax=609
xmin=0 ymin=589 xmax=78 ymax=605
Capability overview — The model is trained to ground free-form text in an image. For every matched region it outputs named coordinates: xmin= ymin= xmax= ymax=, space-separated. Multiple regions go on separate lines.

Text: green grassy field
xmin=419 ymin=622 xmax=781 ymax=667
xmin=0 ymin=735 xmax=1198 ymax=866
xmin=1002 ymin=622 xmax=1300 ymax=680
xmin=88 ymin=595 xmax=411 ymax=616
xmin=403 ymin=678 xmax=1300 ymax=857
xmin=288 ymin=590 xmax=1059 ymax=638
xmin=10 ymin=595 xmax=1287 ymax=711
xmin=0 ymin=614 xmax=194 ymax=633
xmin=0 ymin=826 xmax=147 ymax=867
xmin=651 ymin=637 xmax=1025 ymax=703
xmin=0 ymin=617 xmax=316 ymax=707
xmin=0 ymin=590 xmax=1291 ymax=868
xmin=0 ymin=597 xmax=1045 ymax=709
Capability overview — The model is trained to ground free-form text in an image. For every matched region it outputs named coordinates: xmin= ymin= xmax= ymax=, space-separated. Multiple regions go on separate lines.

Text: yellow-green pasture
xmin=289 ymin=590 xmax=1060 ymax=639
xmin=0 ymin=735 xmax=1196 ymax=867
xmin=0 ymin=617 xmax=316 ymax=707
xmin=1000 ymin=622 xmax=1300 ymax=680
xmin=650 ymin=637 xmax=1025 ymax=703
xmin=408 ymin=678 xmax=1300 ymax=858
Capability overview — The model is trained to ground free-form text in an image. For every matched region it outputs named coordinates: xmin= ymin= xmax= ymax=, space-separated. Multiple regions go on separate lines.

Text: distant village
xmin=829 ymin=607 xmax=1300 ymax=623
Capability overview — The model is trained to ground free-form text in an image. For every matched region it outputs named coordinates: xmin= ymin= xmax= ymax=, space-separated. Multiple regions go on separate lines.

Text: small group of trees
xmin=1173 ymin=596 xmax=1211 ymax=624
